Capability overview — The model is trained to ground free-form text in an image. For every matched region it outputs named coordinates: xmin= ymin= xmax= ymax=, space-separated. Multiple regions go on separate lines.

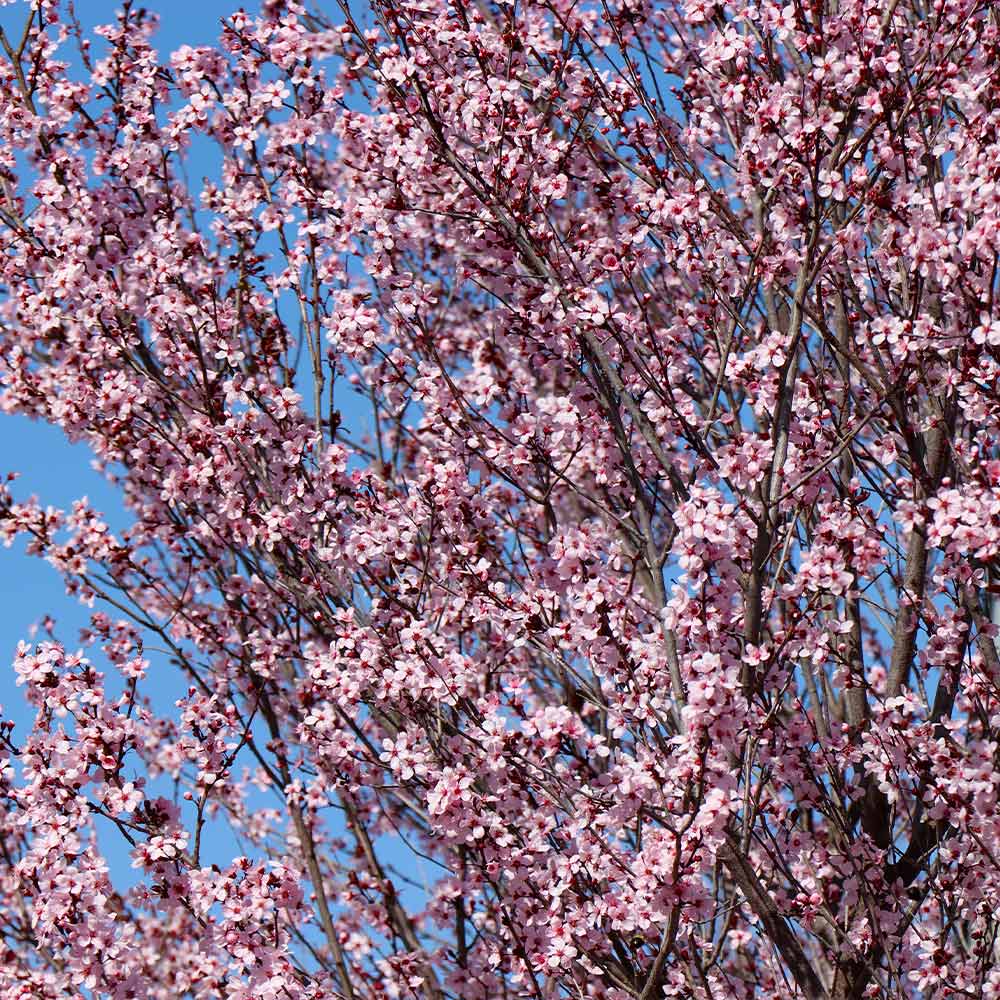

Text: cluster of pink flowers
xmin=2 ymin=0 xmax=1000 ymax=995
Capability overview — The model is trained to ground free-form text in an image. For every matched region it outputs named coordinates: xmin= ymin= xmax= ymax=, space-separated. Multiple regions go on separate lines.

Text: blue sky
xmin=0 ymin=416 xmax=122 ymax=723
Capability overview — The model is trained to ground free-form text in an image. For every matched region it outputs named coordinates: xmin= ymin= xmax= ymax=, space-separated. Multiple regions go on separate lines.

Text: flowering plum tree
xmin=1 ymin=0 xmax=1000 ymax=995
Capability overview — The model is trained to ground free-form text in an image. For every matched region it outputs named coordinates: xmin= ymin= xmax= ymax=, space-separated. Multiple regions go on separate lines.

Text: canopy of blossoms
xmin=2 ymin=0 xmax=1000 ymax=997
